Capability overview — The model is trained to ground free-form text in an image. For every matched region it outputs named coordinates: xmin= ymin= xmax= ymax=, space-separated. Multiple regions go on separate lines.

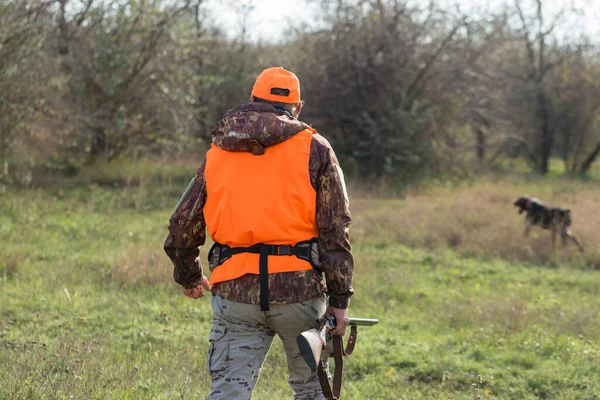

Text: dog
xmin=514 ymin=196 xmax=584 ymax=253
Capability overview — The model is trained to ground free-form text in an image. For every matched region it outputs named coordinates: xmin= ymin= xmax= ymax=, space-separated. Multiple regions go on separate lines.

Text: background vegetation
xmin=2 ymin=0 xmax=600 ymax=398
xmin=2 ymin=0 xmax=600 ymax=186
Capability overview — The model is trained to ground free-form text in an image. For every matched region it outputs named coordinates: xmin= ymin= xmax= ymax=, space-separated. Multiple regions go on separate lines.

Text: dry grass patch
xmin=112 ymin=246 xmax=173 ymax=286
xmin=351 ymin=178 xmax=600 ymax=267
xmin=1 ymin=251 xmax=28 ymax=278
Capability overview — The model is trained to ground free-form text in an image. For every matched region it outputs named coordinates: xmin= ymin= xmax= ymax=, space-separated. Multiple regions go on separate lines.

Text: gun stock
xmin=297 ymin=316 xmax=379 ymax=399
xmin=296 ymin=316 xmax=378 ymax=374
xmin=296 ymin=325 xmax=327 ymax=373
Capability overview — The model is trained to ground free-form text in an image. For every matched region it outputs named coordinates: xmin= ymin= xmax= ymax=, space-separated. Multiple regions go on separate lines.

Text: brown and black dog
xmin=514 ymin=196 xmax=584 ymax=252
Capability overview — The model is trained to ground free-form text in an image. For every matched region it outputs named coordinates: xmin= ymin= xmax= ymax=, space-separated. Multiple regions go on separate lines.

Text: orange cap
xmin=251 ymin=67 xmax=300 ymax=104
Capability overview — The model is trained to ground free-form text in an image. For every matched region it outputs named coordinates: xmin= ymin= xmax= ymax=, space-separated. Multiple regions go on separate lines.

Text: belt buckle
xmin=279 ymin=246 xmax=291 ymax=256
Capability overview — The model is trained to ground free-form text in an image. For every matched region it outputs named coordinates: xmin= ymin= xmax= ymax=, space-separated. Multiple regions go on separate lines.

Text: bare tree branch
xmin=406 ymin=16 xmax=467 ymax=101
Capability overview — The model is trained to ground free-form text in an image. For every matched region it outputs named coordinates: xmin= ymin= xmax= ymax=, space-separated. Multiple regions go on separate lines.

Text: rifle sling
xmin=317 ymin=325 xmax=358 ymax=400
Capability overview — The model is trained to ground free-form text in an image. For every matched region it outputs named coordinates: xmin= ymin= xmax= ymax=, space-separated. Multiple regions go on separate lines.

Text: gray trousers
xmin=207 ymin=295 xmax=328 ymax=400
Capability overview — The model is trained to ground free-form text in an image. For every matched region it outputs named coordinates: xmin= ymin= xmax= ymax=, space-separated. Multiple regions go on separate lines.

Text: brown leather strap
xmin=316 ymin=327 xmax=359 ymax=399
xmin=343 ymin=325 xmax=358 ymax=355
xmin=332 ymin=335 xmax=344 ymax=397
xmin=317 ymin=359 xmax=335 ymax=400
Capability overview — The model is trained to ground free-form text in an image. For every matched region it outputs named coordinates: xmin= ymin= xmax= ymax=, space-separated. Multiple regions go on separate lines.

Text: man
xmin=164 ymin=67 xmax=354 ymax=399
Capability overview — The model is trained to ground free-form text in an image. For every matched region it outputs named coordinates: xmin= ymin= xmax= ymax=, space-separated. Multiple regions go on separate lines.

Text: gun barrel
xmin=348 ymin=318 xmax=379 ymax=326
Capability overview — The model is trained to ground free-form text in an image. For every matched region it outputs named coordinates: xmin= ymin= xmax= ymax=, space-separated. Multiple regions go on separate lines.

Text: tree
xmin=290 ymin=0 xmax=473 ymax=180
xmin=510 ymin=0 xmax=584 ymax=174
xmin=549 ymin=52 xmax=600 ymax=174
xmin=51 ymin=0 xmax=197 ymax=160
xmin=0 ymin=0 xmax=51 ymax=184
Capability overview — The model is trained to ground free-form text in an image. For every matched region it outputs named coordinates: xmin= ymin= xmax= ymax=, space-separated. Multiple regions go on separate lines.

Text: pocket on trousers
xmin=208 ymin=322 xmax=229 ymax=374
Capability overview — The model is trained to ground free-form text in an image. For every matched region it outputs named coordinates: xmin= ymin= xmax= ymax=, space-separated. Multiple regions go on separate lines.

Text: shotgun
xmin=296 ymin=316 xmax=379 ymax=399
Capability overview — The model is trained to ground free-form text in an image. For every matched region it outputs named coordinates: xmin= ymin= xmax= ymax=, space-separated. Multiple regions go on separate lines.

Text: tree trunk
xmin=561 ymin=130 xmax=571 ymax=173
xmin=475 ymin=126 xmax=485 ymax=162
xmin=90 ymin=127 xmax=108 ymax=160
xmin=579 ymin=140 xmax=600 ymax=175
xmin=57 ymin=0 xmax=72 ymax=73
xmin=537 ymin=89 xmax=552 ymax=175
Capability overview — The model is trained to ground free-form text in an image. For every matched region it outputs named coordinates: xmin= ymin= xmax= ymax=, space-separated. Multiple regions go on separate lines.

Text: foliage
xmin=1 ymin=0 xmax=600 ymax=184
xmin=0 ymin=0 xmax=50 ymax=185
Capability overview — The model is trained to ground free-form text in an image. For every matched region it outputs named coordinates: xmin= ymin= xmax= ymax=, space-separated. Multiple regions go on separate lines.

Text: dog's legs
xmin=552 ymin=225 xmax=557 ymax=253
xmin=562 ymin=227 xmax=585 ymax=253
xmin=524 ymin=219 xmax=532 ymax=237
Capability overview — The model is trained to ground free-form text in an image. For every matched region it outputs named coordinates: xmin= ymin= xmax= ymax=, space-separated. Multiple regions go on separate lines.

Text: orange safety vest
xmin=204 ymin=128 xmax=318 ymax=286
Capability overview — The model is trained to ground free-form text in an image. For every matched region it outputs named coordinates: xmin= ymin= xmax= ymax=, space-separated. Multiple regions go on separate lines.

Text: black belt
xmin=208 ymin=239 xmax=319 ymax=311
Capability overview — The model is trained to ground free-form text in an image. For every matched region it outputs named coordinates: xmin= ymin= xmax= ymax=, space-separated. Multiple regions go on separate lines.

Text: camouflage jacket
xmin=164 ymin=102 xmax=354 ymax=308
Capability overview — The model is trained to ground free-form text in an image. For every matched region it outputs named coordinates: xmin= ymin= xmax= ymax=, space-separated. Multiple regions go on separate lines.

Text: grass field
xmin=2 ymin=162 xmax=600 ymax=399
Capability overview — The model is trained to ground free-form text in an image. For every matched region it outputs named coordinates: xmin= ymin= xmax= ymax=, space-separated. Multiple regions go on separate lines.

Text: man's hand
xmin=183 ymin=276 xmax=211 ymax=299
xmin=326 ymin=305 xmax=349 ymax=336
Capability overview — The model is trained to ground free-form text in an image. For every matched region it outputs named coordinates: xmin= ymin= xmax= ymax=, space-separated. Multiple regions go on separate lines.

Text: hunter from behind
xmin=164 ymin=66 xmax=354 ymax=399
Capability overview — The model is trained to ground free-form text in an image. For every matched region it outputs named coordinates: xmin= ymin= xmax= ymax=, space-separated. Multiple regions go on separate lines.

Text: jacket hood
xmin=211 ymin=103 xmax=309 ymax=155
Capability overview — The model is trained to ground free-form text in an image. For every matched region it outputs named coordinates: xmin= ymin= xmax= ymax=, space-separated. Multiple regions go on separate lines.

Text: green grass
xmin=2 ymin=165 xmax=600 ymax=399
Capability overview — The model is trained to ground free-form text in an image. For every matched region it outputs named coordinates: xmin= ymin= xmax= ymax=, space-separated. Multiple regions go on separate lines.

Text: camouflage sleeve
xmin=310 ymin=134 xmax=354 ymax=309
xmin=163 ymin=160 xmax=207 ymax=289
